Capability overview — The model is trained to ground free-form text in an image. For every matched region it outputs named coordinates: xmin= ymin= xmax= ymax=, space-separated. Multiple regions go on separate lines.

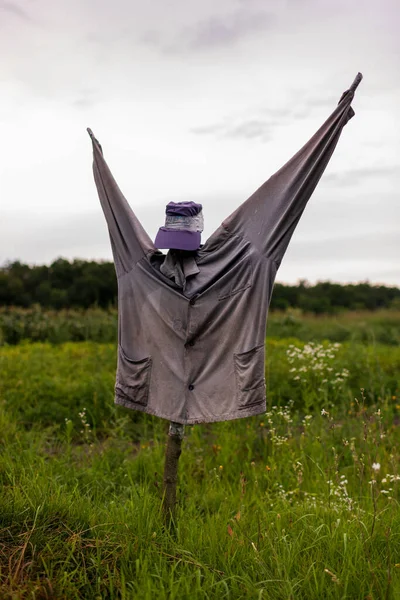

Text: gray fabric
xmin=160 ymin=250 xmax=200 ymax=291
xmin=87 ymin=73 xmax=362 ymax=425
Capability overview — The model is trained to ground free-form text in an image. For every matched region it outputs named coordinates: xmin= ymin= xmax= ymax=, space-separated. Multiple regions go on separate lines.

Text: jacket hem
xmin=114 ymin=395 xmax=266 ymax=424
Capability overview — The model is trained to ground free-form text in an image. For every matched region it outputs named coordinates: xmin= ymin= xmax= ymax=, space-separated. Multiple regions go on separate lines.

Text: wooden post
xmin=163 ymin=421 xmax=184 ymax=524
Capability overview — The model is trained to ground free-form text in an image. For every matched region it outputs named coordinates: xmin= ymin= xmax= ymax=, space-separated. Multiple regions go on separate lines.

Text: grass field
xmin=1 ymin=306 xmax=400 ymax=346
xmin=1 ymin=334 xmax=400 ymax=598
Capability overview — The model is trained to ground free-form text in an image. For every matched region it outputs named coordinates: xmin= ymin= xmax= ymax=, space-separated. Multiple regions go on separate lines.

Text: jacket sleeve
xmin=221 ymin=73 xmax=363 ymax=267
xmin=87 ymin=129 xmax=155 ymax=277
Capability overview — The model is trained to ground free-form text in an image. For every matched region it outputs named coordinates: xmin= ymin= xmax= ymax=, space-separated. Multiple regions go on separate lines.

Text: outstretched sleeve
xmin=222 ymin=73 xmax=363 ymax=266
xmin=87 ymin=129 xmax=155 ymax=277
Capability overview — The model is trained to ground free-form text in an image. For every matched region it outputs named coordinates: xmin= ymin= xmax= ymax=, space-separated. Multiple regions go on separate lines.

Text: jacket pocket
xmin=234 ymin=344 xmax=265 ymax=409
xmin=115 ymin=345 xmax=152 ymax=406
xmin=217 ymin=258 xmax=253 ymax=301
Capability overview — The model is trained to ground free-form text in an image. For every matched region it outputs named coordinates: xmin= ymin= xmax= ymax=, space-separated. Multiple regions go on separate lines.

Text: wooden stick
xmin=163 ymin=421 xmax=184 ymax=524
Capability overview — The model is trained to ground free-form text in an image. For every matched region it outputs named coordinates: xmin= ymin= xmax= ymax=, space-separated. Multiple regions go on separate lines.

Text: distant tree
xmin=0 ymin=260 xmax=399 ymax=313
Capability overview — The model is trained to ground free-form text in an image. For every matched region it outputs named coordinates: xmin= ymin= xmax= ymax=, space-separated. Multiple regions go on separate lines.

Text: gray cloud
xmin=1 ymin=210 xmax=109 ymax=266
xmin=269 ymin=91 xmax=343 ymax=120
xmin=192 ymin=118 xmax=273 ymax=142
xmin=285 ymin=230 xmax=399 ymax=263
xmin=224 ymin=120 xmax=272 ymax=141
xmin=142 ymin=7 xmax=275 ymax=53
xmin=279 ymin=229 xmax=400 ymax=284
xmin=0 ymin=0 xmax=31 ymax=21
xmin=365 ymin=267 xmax=400 ymax=283
xmin=190 ymin=123 xmax=227 ymax=136
xmin=190 ymin=101 xmax=317 ymax=142
xmin=72 ymin=88 xmax=98 ymax=110
xmin=324 ymin=166 xmax=400 ymax=187
xmin=183 ymin=9 xmax=275 ymax=50
xmin=302 ymin=93 xmax=340 ymax=110
xmin=190 ymin=89 xmax=346 ymax=143
xmin=1 ymin=205 xmax=167 ymax=266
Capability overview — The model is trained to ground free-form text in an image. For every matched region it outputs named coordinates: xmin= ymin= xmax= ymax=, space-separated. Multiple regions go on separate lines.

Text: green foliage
xmin=271 ymin=279 xmax=400 ymax=312
xmin=0 ymin=259 xmax=118 ymax=309
xmin=0 ymin=341 xmax=399 ymax=435
xmin=1 ymin=259 xmax=399 ymax=313
xmin=1 ymin=306 xmax=400 ymax=347
xmin=0 ymin=337 xmax=400 ymax=598
xmin=0 ymin=305 xmax=118 ymax=346
xmin=266 ymin=308 xmax=400 ymax=346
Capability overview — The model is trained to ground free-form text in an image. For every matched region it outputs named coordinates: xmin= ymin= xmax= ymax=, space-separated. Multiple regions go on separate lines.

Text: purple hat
xmin=155 ymin=201 xmax=204 ymax=251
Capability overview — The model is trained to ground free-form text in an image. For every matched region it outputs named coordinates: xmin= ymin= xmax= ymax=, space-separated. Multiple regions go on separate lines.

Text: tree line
xmin=1 ymin=259 xmax=399 ymax=313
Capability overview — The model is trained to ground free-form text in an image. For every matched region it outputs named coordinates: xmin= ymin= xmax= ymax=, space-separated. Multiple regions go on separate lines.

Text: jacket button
xmin=188 ymin=340 xmax=195 ymax=347
xmin=189 ymin=294 xmax=199 ymax=305
xmin=188 ymin=384 xmax=194 ymax=391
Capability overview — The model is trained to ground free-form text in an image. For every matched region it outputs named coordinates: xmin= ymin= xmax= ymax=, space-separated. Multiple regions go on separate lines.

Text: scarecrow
xmin=87 ymin=72 xmax=362 ymax=519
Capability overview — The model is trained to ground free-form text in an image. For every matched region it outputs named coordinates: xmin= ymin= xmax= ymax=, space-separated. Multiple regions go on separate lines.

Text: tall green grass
xmin=0 ymin=340 xmax=398 ymax=432
xmin=1 ymin=339 xmax=400 ymax=598
xmin=1 ymin=306 xmax=400 ymax=346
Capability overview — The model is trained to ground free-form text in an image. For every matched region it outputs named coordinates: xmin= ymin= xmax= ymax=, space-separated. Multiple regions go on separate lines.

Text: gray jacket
xmin=88 ymin=74 xmax=362 ymax=424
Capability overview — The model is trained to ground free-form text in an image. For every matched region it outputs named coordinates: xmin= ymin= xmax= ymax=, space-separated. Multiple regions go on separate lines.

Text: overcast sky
xmin=0 ymin=0 xmax=399 ymax=285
